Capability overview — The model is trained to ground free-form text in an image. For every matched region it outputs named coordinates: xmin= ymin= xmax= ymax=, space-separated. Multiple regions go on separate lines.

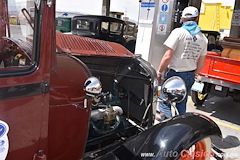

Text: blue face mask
xmin=181 ymin=21 xmax=201 ymax=35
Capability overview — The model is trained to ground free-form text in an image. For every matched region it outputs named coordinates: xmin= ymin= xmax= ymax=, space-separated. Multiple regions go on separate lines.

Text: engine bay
xmin=74 ymin=55 xmax=157 ymax=154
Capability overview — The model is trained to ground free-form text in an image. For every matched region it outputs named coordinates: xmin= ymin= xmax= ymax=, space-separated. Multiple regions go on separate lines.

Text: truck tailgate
xmin=199 ymin=53 xmax=240 ymax=85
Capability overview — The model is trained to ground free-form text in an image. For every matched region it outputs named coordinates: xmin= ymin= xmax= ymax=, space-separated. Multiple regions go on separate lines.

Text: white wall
xmin=56 ymin=0 xmax=140 ymax=22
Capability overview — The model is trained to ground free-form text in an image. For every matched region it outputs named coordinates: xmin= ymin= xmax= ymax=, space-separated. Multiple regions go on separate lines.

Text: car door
xmin=0 ymin=0 xmax=50 ymax=159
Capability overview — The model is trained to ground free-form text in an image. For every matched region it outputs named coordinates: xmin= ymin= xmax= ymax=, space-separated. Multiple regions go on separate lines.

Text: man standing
xmin=157 ymin=6 xmax=208 ymax=119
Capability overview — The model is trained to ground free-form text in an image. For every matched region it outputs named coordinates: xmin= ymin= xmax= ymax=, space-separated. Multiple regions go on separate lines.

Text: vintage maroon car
xmin=0 ymin=0 xmax=221 ymax=159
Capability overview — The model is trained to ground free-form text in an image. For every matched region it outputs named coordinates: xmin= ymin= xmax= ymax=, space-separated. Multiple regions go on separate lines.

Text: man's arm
xmin=194 ymin=55 xmax=206 ymax=74
xmin=157 ymin=48 xmax=174 ymax=83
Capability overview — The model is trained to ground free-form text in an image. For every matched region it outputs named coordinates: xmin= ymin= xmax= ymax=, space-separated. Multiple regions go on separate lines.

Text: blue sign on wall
xmin=161 ymin=4 xmax=168 ymax=12
xmin=141 ymin=2 xmax=155 ymax=8
xmin=159 ymin=14 xmax=168 ymax=24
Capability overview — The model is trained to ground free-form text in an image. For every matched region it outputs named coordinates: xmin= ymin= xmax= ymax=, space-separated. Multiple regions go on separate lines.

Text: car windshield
xmin=0 ymin=0 xmax=35 ymax=69
xmin=76 ymin=19 xmax=90 ymax=30
xmin=7 ymin=0 xmax=34 ymax=41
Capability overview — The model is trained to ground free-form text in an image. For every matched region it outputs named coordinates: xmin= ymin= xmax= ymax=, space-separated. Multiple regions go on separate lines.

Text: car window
xmin=57 ymin=19 xmax=64 ymax=27
xmin=126 ymin=24 xmax=135 ymax=33
xmin=101 ymin=21 xmax=109 ymax=33
xmin=56 ymin=17 xmax=71 ymax=33
xmin=76 ymin=19 xmax=90 ymax=30
xmin=0 ymin=0 xmax=36 ymax=71
xmin=110 ymin=22 xmax=123 ymax=35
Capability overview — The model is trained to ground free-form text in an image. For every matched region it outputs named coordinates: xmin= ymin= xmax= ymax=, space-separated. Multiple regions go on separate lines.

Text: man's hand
xmin=157 ymin=74 xmax=162 ymax=85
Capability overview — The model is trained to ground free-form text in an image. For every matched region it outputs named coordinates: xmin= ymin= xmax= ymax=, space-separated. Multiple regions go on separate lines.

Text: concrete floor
xmin=186 ymin=95 xmax=240 ymax=160
xmin=154 ymin=93 xmax=240 ymax=160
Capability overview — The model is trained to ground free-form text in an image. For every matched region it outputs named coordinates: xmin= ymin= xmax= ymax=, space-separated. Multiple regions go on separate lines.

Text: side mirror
xmin=161 ymin=76 xmax=187 ymax=103
xmin=84 ymin=77 xmax=102 ymax=97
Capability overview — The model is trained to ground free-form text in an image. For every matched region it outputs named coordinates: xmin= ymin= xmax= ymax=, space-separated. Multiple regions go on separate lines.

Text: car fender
xmin=108 ymin=112 xmax=222 ymax=160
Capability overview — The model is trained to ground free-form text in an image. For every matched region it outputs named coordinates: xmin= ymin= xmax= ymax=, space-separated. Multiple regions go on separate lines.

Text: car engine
xmin=75 ymin=55 xmax=158 ymax=153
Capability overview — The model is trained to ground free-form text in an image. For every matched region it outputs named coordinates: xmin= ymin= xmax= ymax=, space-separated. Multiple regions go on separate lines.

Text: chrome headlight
xmin=162 ymin=76 xmax=187 ymax=103
xmin=84 ymin=77 xmax=102 ymax=97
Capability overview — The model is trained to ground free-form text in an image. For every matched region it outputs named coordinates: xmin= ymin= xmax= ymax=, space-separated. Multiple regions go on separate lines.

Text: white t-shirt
xmin=164 ymin=27 xmax=208 ymax=72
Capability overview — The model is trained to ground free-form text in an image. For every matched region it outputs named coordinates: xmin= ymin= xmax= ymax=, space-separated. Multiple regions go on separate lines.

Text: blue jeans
xmin=159 ymin=69 xmax=195 ymax=118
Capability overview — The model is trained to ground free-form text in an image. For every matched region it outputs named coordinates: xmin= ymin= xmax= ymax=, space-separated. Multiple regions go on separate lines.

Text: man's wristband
xmin=157 ymin=71 xmax=162 ymax=75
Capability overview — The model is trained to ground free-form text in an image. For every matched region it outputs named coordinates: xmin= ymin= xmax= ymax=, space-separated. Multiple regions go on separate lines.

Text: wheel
xmin=191 ymin=90 xmax=208 ymax=106
xmin=179 ymin=137 xmax=212 ymax=160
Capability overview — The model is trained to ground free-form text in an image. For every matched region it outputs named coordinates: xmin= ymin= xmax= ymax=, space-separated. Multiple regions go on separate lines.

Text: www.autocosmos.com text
xmin=141 ymin=150 xmax=240 ymax=158
xmin=140 ymin=150 xmax=215 ymax=158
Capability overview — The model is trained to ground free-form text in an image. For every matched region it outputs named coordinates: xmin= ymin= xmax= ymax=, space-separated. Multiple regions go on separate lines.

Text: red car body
xmin=0 ymin=0 xmax=91 ymax=159
xmin=0 ymin=0 xmax=222 ymax=160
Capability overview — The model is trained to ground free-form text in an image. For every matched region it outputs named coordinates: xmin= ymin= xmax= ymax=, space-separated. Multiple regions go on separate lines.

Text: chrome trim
xmin=84 ymin=99 xmax=88 ymax=109
xmin=200 ymin=76 xmax=240 ymax=90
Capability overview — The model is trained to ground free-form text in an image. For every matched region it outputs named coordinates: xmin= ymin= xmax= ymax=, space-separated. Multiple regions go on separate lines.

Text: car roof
xmin=72 ymin=15 xmax=125 ymax=23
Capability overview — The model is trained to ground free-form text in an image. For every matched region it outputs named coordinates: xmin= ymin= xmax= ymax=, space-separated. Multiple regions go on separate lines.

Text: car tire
xmin=191 ymin=90 xmax=208 ymax=106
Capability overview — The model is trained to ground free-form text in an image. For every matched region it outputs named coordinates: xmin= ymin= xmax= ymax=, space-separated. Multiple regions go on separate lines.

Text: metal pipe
xmin=230 ymin=0 xmax=240 ymax=38
xmin=102 ymin=0 xmax=111 ymax=16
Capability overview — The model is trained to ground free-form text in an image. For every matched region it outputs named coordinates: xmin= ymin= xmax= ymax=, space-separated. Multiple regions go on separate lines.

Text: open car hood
xmin=56 ymin=32 xmax=134 ymax=57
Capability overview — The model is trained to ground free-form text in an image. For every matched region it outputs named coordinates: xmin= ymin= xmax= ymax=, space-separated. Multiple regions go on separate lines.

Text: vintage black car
xmin=72 ymin=15 xmax=125 ymax=44
xmin=56 ymin=15 xmax=137 ymax=53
